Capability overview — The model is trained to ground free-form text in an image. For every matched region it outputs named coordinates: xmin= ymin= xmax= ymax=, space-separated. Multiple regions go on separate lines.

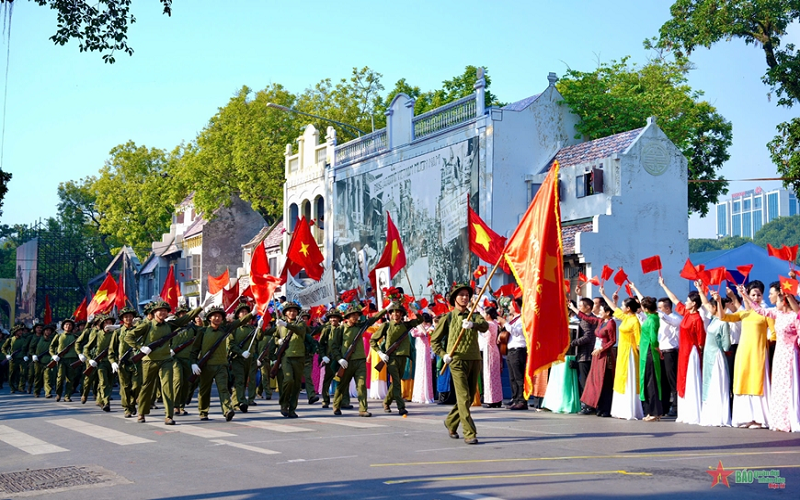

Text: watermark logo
xmin=707 ymin=461 xmax=734 ymax=488
xmin=707 ymin=461 xmax=786 ymax=489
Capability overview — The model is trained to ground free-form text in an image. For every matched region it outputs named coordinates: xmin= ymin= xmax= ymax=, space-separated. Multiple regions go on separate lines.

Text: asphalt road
xmin=0 ymin=386 xmax=797 ymax=499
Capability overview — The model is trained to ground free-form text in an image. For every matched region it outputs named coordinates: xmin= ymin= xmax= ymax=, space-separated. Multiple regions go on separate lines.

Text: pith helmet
xmin=448 ymin=282 xmax=474 ymax=306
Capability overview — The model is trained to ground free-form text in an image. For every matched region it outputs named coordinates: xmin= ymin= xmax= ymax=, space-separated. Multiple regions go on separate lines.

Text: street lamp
xmin=266 ymin=103 xmax=366 ymax=139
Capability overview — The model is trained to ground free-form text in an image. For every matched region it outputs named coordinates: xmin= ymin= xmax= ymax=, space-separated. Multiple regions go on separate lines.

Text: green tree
xmin=689 ymin=236 xmax=751 ymax=253
xmin=557 ymin=56 xmax=732 ymax=216
xmin=0 ymin=167 xmax=10 ymax=218
xmin=2 ymin=0 xmax=173 ymax=63
xmin=768 ymin=117 xmax=800 ymax=194
xmin=754 ymin=214 xmax=800 ymax=249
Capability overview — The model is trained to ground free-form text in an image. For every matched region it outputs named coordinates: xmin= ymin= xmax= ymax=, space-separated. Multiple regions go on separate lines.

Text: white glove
xmin=276 ymin=337 xmax=284 ymax=345
xmin=133 ymin=317 xmax=142 ymax=325
xmin=23 ymin=356 xmax=29 ymax=362
xmin=5 ymin=354 xmax=11 ymax=360
xmin=462 ymin=320 xmax=474 ymax=330
xmin=321 ymin=356 xmax=330 ymax=365
xmin=89 ymin=359 xmax=98 ymax=368
xmin=242 ymin=350 xmax=251 ymax=359
xmin=257 ymin=317 xmax=264 ymax=330
xmin=111 ymin=362 xmax=119 ymax=373
xmin=140 ymin=346 xmax=152 ymax=355
xmin=87 ymin=314 xmax=95 ymax=323
xmin=226 ymin=313 xmax=234 ymax=322
xmin=104 ymin=324 xmax=120 ymax=332
xmin=276 ymin=319 xmax=287 ymax=327
xmin=170 ymin=349 xmax=175 ymax=357
xmin=32 ymin=355 xmax=38 ymax=362
xmin=338 ymin=359 xmax=348 ymax=369
xmin=257 ymin=360 xmax=262 ymax=367
xmin=191 ymin=364 xmax=202 ymax=375
xmin=52 ymin=355 xmax=60 ymax=362
xmin=78 ymin=354 xmax=87 ymax=362
xmin=166 ymin=315 xmax=176 ymax=321
xmin=378 ymin=352 xmax=389 ymax=363
xmin=443 ymin=354 xmax=453 ymax=365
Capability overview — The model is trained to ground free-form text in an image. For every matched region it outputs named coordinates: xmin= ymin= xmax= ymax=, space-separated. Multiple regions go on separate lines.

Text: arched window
xmin=314 ymin=195 xmax=325 ymax=243
xmin=289 ymin=203 xmax=299 ymax=232
xmin=302 ymin=200 xmax=312 ymax=222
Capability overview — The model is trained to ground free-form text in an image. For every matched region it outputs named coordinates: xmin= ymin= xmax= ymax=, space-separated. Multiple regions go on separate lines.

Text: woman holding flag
xmin=599 ymin=286 xmax=643 ymax=420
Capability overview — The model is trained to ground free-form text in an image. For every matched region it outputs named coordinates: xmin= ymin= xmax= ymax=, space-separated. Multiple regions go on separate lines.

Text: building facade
xmin=715 ymin=187 xmax=799 ymax=239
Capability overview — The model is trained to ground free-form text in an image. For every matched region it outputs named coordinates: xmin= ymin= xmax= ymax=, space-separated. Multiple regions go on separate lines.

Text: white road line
xmin=391 ymin=416 xmax=441 ymax=425
xmin=0 ymin=424 xmax=68 ymax=455
xmin=146 ymin=422 xmax=237 ymax=438
xmin=48 ymin=418 xmax=155 ymax=445
xmin=302 ymin=416 xmax=386 ymax=429
xmin=209 ymin=439 xmax=280 ymax=455
xmin=234 ymin=420 xmax=314 ymax=433
xmin=453 ymin=492 xmax=505 ymax=500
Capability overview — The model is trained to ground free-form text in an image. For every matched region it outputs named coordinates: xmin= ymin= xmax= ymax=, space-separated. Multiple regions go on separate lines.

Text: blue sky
xmin=1 ymin=0 xmax=797 ymax=238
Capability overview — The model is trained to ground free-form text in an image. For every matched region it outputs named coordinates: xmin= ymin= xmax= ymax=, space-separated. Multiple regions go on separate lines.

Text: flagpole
xmin=403 ymin=268 xmax=416 ymax=301
xmin=440 ymin=257 xmax=502 ymax=375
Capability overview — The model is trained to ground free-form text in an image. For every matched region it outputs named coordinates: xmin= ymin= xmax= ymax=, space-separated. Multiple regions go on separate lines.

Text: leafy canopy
xmin=754 ymin=213 xmax=800 ymax=248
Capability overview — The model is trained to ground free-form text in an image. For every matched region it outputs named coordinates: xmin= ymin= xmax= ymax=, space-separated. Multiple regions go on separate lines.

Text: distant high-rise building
xmin=715 ymin=187 xmax=799 ymax=238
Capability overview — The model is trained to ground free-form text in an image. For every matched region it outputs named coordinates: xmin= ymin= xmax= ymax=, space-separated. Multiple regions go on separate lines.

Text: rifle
xmin=83 ymin=348 xmax=109 ymax=376
xmin=270 ymin=326 xmax=299 ymax=379
xmin=335 ymin=322 xmax=372 ymax=379
xmin=46 ymin=340 xmax=76 ymax=369
xmin=119 ymin=347 xmax=133 ymax=366
xmin=0 ymin=349 xmax=21 ymax=366
xmin=130 ymin=326 xmax=189 ymax=364
xmin=171 ymin=337 xmax=196 ymax=356
xmin=228 ymin=328 xmax=256 ymax=361
xmin=373 ymin=330 xmax=411 ymax=372
xmin=188 ymin=329 xmax=234 ymax=384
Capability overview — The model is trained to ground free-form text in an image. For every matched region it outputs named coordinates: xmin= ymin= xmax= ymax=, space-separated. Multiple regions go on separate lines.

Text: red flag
xmin=725 ymin=271 xmax=737 ymax=285
xmin=419 ymin=298 xmax=429 ymax=309
xmin=208 ymin=269 xmax=230 ymax=295
xmin=640 ymin=255 xmax=662 ymax=275
xmin=115 ymin=271 xmax=127 ymax=311
xmin=310 ymin=305 xmax=327 ymax=320
xmin=502 ymin=161 xmax=569 ymax=393
xmin=563 ymin=279 xmax=571 ymax=293
xmin=340 ymin=288 xmax=359 ymax=303
xmin=589 ymin=276 xmax=600 ymax=287
xmin=601 ymin=265 xmax=614 ymax=283
xmin=73 ymin=298 xmax=88 ymax=323
xmin=625 ymin=283 xmax=633 ymax=297
xmin=613 ymin=268 xmax=629 ymax=286
xmin=786 ymin=245 xmax=799 ymax=262
xmin=88 ymin=273 xmax=118 ymax=316
xmin=159 ymin=265 xmax=180 ymax=311
xmin=468 ymin=204 xmax=507 ymax=267
xmin=767 ymin=243 xmax=790 ymax=261
xmin=779 ymin=276 xmax=799 ymax=296
xmin=284 ymin=217 xmax=325 ymax=281
xmin=708 ymin=267 xmax=726 ymax=287
xmin=44 ymin=295 xmax=52 ymax=325
xmin=737 ymin=265 xmax=753 ymax=279
xmin=222 ymin=280 xmax=240 ymax=311
xmin=680 ymin=259 xmax=699 ymax=281
xmin=578 ymin=272 xmax=589 ymax=283
xmin=430 ymin=303 xmax=449 ymax=316
xmin=494 ymin=282 xmax=519 ymax=297
xmin=427 ymin=278 xmax=434 ymax=288
xmin=369 ymin=213 xmax=407 ymax=287
xmin=250 ymin=241 xmax=280 ymax=316
xmin=473 ymin=265 xmax=488 ymax=279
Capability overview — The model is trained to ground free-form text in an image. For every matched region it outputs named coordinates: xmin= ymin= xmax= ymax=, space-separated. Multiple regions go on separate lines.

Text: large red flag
xmin=115 ymin=271 xmax=127 ymax=311
xmin=468 ymin=205 xmax=507 ymax=267
xmin=43 ymin=295 xmax=52 ymax=324
xmin=285 ymin=217 xmax=325 ymax=281
xmin=208 ymin=268 xmax=230 ymax=295
xmin=73 ymin=298 xmax=88 ymax=323
xmin=250 ymin=241 xmax=281 ymax=316
xmin=222 ymin=280 xmax=240 ymax=312
xmin=369 ymin=213 xmax=407 ymax=287
xmin=502 ymin=161 xmax=569 ymax=395
xmin=87 ymin=273 xmax=117 ymax=316
xmin=159 ymin=265 xmax=180 ymax=311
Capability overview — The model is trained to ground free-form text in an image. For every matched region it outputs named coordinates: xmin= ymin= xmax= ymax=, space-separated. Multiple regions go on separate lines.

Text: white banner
xmin=286 ymin=267 xmax=336 ymax=307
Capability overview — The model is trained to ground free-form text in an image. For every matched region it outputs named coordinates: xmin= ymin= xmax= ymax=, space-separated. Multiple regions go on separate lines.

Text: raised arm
xmin=659 ymin=277 xmax=681 ymax=309
xmin=628 ymin=282 xmax=645 ymax=302
xmin=598 ymin=286 xmax=618 ymax=311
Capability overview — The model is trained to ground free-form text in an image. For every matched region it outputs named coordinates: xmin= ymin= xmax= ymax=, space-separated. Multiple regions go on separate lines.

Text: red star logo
xmin=707 ymin=461 xmax=734 ymax=488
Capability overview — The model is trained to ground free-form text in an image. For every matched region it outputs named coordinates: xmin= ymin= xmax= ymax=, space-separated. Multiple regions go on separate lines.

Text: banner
xmin=286 ymin=267 xmax=336 ymax=307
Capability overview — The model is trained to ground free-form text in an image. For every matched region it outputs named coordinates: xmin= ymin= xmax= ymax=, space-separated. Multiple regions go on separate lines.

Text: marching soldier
xmin=2 ymin=324 xmax=28 ymax=393
xmin=172 ymin=305 xmax=200 ymax=416
xmin=330 ymin=304 xmax=386 ymax=417
xmin=300 ymin=310 xmax=321 ymax=405
xmin=82 ymin=315 xmax=118 ymax=412
xmin=255 ymin=324 xmax=275 ymax=400
xmin=272 ymin=302 xmax=312 ymax=418
xmin=24 ymin=322 xmax=41 ymax=393
xmin=318 ymin=308 xmax=344 ymax=408
xmin=431 ymin=282 xmax=488 ymax=445
xmin=109 ymin=307 xmax=141 ymax=418
xmin=370 ymin=300 xmax=422 ymax=416
xmin=228 ymin=302 xmax=260 ymax=413
xmin=125 ymin=300 xmax=201 ymax=425
xmin=190 ymin=306 xmax=253 ymax=421
xmin=30 ymin=323 xmax=56 ymax=397
xmin=50 ymin=318 xmax=81 ymax=402
xmin=75 ymin=315 xmax=101 ymax=405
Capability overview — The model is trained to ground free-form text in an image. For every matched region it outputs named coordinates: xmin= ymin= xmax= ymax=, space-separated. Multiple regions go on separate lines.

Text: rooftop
xmin=549 ymin=127 xmax=643 ymax=170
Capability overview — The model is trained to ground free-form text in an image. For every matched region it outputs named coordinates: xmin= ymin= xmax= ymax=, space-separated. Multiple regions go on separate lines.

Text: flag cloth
xmin=737 ymin=265 xmax=754 ymax=279
xmin=73 ymin=298 xmax=87 ymax=323
xmin=468 ymin=205 xmax=507 ymax=268
xmin=159 ymin=265 xmax=180 ymax=311
xmin=473 ymin=265 xmax=488 ymax=279
xmin=680 ymin=259 xmax=699 ymax=281
xmin=588 ymin=276 xmax=600 ymax=286
xmin=208 ymin=269 xmax=230 ymax=295
xmin=285 ymin=217 xmax=325 ymax=281
xmin=708 ymin=267 xmax=727 ymax=286
xmin=115 ymin=272 xmax=127 ymax=311
xmin=250 ymin=241 xmax=281 ymax=316
xmin=87 ymin=273 xmax=117 ymax=316
xmin=222 ymin=280 xmax=240 ymax=312
xmin=44 ymin=295 xmax=52 ymax=325
xmin=780 ymin=276 xmax=799 ymax=296
xmin=369 ymin=212 xmax=407 ymax=287
xmin=502 ymin=161 xmax=569 ymax=395
xmin=494 ymin=282 xmax=519 ymax=298
xmin=601 ymin=264 xmax=614 ymax=283
xmin=340 ymin=288 xmax=359 ymax=303
xmin=640 ymin=255 xmax=662 ymax=275
xmin=613 ymin=268 xmax=629 ymax=286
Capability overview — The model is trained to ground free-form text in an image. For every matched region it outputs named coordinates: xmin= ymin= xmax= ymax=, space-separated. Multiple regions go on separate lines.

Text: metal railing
xmin=334 ymin=129 xmax=388 ymax=166
xmin=412 ymin=94 xmax=476 ymax=139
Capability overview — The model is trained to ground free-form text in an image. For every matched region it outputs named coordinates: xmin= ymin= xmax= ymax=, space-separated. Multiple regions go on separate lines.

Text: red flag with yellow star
xmin=160 ymin=265 xmax=180 ymax=311
xmin=285 ymin=217 xmax=325 ymax=281
xmin=87 ymin=273 xmax=118 ymax=316
xmin=468 ymin=205 xmax=507 ymax=267
xmin=369 ymin=212 xmax=406 ymax=287
xmin=502 ymin=161 xmax=569 ymax=395
xmin=780 ymin=275 xmax=798 ymax=296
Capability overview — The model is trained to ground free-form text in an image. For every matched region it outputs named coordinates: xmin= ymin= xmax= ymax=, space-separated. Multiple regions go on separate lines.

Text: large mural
xmin=15 ymin=238 xmax=38 ymax=323
xmin=333 ymin=137 xmax=480 ymax=298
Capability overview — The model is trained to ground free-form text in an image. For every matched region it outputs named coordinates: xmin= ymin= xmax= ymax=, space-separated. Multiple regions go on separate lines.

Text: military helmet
xmin=234 ymin=301 xmax=251 ymax=316
xmin=43 ymin=323 xmax=56 ymax=332
xmin=299 ymin=309 xmax=311 ymax=319
xmin=282 ymin=301 xmax=301 ymax=314
xmin=343 ymin=303 xmax=363 ymax=319
xmin=119 ymin=306 xmax=137 ymax=318
xmin=205 ymin=306 xmax=225 ymax=320
xmin=386 ymin=300 xmax=407 ymax=314
xmin=61 ymin=317 xmax=77 ymax=328
xmin=175 ymin=304 xmax=190 ymax=314
xmin=448 ymin=281 xmax=474 ymax=306
xmin=10 ymin=323 xmax=27 ymax=334
xmin=150 ymin=300 xmax=172 ymax=313
xmin=326 ymin=307 xmax=343 ymax=319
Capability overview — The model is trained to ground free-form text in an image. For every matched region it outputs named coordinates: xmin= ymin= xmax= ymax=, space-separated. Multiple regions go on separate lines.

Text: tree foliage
xmin=689 ymin=236 xmax=751 ymax=253
xmin=557 ymin=56 xmax=732 ymax=216
xmin=754 ymin=214 xmax=800 ymax=248
xmin=0 ymin=167 xmax=10 ymax=218
xmin=768 ymin=117 xmax=800 ymax=193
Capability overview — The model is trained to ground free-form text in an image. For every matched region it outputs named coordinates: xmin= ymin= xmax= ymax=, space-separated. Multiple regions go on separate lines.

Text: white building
xmin=715 ymin=187 xmax=799 ymax=239
xmin=281 ymin=70 xmax=690 ymax=304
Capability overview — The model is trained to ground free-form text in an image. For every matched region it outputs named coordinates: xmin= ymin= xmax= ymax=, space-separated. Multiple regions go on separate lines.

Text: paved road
xmin=0 ymin=388 xmax=796 ymax=499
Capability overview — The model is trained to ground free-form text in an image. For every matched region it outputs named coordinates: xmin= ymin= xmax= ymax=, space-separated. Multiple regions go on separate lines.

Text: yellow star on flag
xmin=473 ymin=223 xmax=491 ymax=252
xmin=299 ymin=242 xmax=309 ymax=257
xmin=783 ymin=281 xmax=794 ymax=291
xmin=94 ymin=289 xmax=108 ymax=303
xmin=390 ymin=240 xmax=400 ymax=266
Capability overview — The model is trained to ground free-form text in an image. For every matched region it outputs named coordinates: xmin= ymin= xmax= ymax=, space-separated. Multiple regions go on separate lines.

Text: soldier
xmin=299 ymin=310 xmax=321 ymax=405
xmin=125 ymin=300 xmax=202 ymax=425
xmin=30 ymin=323 xmax=56 ymax=397
xmin=191 ymin=306 xmax=254 ymax=421
xmin=172 ymin=305 xmax=199 ymax=416
xmin=431 ymin=282 xmax=488 ymax=445
xmin=370 ymin=300 xmax=422 ymax=416
xmin=318 ymin=308 xmax=344 ymax=408
xmin=255 ymin=321 xmax=275 ymax=401
xmin=24 ymin=322 xmax=42 ymax=393
xmin=50 ymin=318 xmax=81 ymax=402
xmin=2 ymin=324 xmax=28 ymax=393
xmin=109 ymin=307 xmax=141 ymax=418
xmin=83 ymin=315 xmax=118 ymax=412
xmin=330 ymin=304 xmax=386 ymax=417
xmin=75 ymin=315 xmax=101 ymax=404
xmin=227 ymin=302 xmax=260 ymax=413
xmin=272 ymin=302 xmax=313 ymax=418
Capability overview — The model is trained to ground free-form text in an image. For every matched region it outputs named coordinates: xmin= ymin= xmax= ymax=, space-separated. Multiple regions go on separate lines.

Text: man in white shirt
xmin=497 ymin=297 xmax=527 ymax=410
xmin=657 ymin=297 xmax=681 ymax=417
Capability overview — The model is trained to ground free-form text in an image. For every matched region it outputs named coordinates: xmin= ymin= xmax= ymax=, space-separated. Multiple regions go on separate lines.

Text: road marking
xmin=372 ymin=450 xmax=800 ymax=467
xmin=385 ymin=470 xmax=652 ymax=484
xmin=453 ymin=492 xmax=506 ymax=500
xmin=0 ymin=424 xmax=68 ymax=455
xmin=146 ymin=422 xmax=236 ymax=438
xmin=277 ymin=455 xmax=359 ymax=464
xmin=233 ymin=420 xmax=314 ymax=433
xmin=48 ymin=418 xmax=154 ymax=445
xmin=209 ymin=439 xmax=280 ymax=455
xmin=302 ymin=417 xmax=386 ymax=429
xmin=390 ymin=416 xmax=441 ymax=425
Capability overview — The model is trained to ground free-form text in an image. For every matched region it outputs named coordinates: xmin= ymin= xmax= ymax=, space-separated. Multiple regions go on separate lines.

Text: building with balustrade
xmin=281 ymin=70 xmax=690 ymax=305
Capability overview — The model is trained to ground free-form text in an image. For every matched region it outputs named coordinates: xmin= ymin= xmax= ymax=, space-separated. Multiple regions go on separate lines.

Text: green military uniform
xmin=191 ymin=310 xmax=252 ymax=420
xmin=272 ymin=304 xmax=312 ymax=417
xmin=82 ymin=319 xmax=117 ymax=410
xmin=108 ymin=310 xmax=143 ymax=418
xmin=302 ymin=318 xmax=321 ymax=404
xmin=172 ymin=312 xmax=200 ymax=414
xmin=227 ymin=304 xmax=261 ymax=411
xmin=255 ymin=330 xmax=275 ymax=400
xmin=23 ymin=327 xmax=39 ymax=393
xmin=75 ymin=321 xmax=99 ymax=403
xmin=330 ymin=307 xmax=386 ymax=414
xmin=370 ymin=302 xmax=421 ymax=413
xmin=2 ymin=326 xmax=28 ymax=392
xmin=125 ymin=302 xmax=201 ymax=422
xmin=30 ymin=326 xmax=55 ymax=397
xmin=49 ymin=321 xmax=81 ymax=401
xmin=318 ymin=317 xmax=344 ymax=407
xmin=430 ymin=283 xmax=488 ymax=443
